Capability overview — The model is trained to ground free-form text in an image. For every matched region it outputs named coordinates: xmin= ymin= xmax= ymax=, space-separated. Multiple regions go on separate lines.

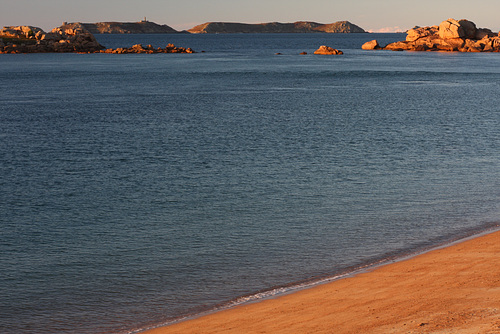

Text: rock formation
xmin=188 ymin=21 xmax=366 ymax=34
xmin=361 ymin=40 xmax=380 ymax=50
xmin=0 ymin=25 xmax=44 ymax=39
xmin=314 ymin=45 xmax=343 ymax=55
xmin=0 ymin=24 xmax=195 ymax=54
xmin=438 ymin=19 xmax=476 ymax=39
xmin=362 ymin=18 xmax=500 ymax=52
xmin=0 ymin=24 xmax=105 ymax=53
xmin=100 ymin=43 xmax=195 ymax=54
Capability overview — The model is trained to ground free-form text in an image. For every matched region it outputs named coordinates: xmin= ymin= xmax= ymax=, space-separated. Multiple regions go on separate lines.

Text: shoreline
xmin=140 ymin=224 xmax=500 ymax=333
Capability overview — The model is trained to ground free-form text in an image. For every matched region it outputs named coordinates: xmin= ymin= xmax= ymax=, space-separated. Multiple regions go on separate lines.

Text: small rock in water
xmin=313 ymin=45 xmax=343 ymax=55
xmin=361 ymin=40 xmax=380 ymax=50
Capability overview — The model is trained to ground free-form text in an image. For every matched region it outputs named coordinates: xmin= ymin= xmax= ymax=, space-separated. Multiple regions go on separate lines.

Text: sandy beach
xmin=143 ymin=228 xmax=500 ymax=334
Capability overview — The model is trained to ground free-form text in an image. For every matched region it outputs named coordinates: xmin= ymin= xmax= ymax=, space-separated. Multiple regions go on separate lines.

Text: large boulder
xmin=438 ymin=18 xmax=477 ymax=39
xmin=459 ymin=19 xmax=477 ymax=39
xmin=406 ymin=26 xmax=438 ymax=42
xmin=439 ymin=19 xmax=461 ymax=39
xmin=314 ymin=45 xmax=343 ymax=55
xmin=361 ymin=40 xmax=380 ymax=50
xmin=384 ymin=41 xmax=411 ymax=51
xmin=475 ymin=28 xmax=495 ymax=40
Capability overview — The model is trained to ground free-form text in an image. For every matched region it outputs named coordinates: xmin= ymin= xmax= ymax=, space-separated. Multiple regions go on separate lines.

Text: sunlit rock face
xmin=363 ymin=18 xmax=500 ymax=53
xmin=313 ymin=45 xmax=344 ymax=55
xmin=0 ymin=24 xmax=105 ymax=53
xmin=438 ymin=18 xmax=477 ymax=39
xmin=361 ymin=40 xmax=381 ymax=50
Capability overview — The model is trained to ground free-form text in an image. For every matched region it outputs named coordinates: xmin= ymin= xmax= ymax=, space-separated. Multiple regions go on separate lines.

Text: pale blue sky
xmin=1 ymin=0 xmax=499 ymax=32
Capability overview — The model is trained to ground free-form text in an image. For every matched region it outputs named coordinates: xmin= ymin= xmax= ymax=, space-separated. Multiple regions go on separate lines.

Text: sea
xmin=1 ymin=33 xmax=499 ymax=334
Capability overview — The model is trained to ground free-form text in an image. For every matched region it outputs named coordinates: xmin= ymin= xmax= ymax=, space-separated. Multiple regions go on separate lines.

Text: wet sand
xmin=143 ymin=229 xmax=500 ymax=334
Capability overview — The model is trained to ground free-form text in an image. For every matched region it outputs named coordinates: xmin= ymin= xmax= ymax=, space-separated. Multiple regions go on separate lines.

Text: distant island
xmin=187 ymin=21 xmax=366 ymax=34
xmin=62 ymin=19 xmax=179 ymax=34
xmin=0 ymin=18 xmax=366 ymax=54
xmin=58 ymin=19 xmax=366 ymax=34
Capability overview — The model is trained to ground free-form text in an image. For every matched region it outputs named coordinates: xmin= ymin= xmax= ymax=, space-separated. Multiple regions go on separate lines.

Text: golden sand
xmin=144 ymin=229 xmax=500 ymax=334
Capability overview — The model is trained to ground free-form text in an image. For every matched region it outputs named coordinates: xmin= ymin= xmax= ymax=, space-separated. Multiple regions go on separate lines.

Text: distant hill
xmin=188 ymin=21 xmax=366 ymax=34
xmin=60 ymin=21 xmax=179 ymax=34
xmin=56 ymin=20 xmax=366 ymax=34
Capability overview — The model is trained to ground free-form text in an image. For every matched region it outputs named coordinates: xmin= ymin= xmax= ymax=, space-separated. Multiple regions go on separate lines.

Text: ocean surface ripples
xmin=0 ymin=33 xmax=499 ymax=333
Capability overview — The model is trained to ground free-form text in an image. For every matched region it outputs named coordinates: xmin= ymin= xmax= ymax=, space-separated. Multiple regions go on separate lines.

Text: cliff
xmin=188 ymin=21 xmax=366 ymax=33
xmin=60 ymin=21 xmax=179 ymax=34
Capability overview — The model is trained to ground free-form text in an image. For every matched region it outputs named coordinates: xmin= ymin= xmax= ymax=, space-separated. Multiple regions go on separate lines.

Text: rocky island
xmin=0 ymin=24 xmax=195 ymax=54
xmin=0 ymin=24 xmax=105 ymax=53
xmin=100 ymin=43 xmax=195 ymax=54
xmin=362 ymin=18 xmax=500 ymax=52
xmin=313 ymin=45 xmax=343 ymax=55
xmin=188 ymin=21 xmax=366 ymax=34
xmin=65 ymin=20 xmax=180 ymax=34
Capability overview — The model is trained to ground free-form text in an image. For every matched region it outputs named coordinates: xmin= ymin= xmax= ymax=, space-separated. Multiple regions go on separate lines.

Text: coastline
xmin=141 ymin=226 xmax=500 ymax=334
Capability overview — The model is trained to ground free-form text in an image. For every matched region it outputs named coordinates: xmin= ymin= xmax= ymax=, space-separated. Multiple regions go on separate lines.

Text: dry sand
xmin=144 ymin=229 xmax=500 ymax=334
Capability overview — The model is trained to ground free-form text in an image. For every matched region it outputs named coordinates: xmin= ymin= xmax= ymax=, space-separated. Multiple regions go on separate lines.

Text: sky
xmin=1 ymin=0 xmax=500 ymax=33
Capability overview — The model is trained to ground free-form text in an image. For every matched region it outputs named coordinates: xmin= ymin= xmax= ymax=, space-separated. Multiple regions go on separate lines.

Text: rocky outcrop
xmin=406 ymin=25 xmax=439 ymax=42
xmin=0 ymin=24 xmax=196 ymax=54
xmin=188 ymin=21 xmax=366 ymax=34
xmin=62 ymin=21 xmax=179 ymax=34
xmin=363 ymin=19 xmax=500 ymax=52
xmin=314 ymin=45 xmax=343 ymax=55
xmin=361 ymin=40 xmax=381 ymax=50
xmin=438 ymin=19 xmax=476 ymax=39
xmin=0 ymin=25 xmax=44 ymax=39
xmin=0 ymin=24 xmax=105 ymax=53
xmin=100 ymin=43 xmax=195 ymax=54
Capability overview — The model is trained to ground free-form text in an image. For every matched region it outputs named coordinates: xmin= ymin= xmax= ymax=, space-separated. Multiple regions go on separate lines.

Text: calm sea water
xmin=1 ymin=33 xmax=499 ymax=334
